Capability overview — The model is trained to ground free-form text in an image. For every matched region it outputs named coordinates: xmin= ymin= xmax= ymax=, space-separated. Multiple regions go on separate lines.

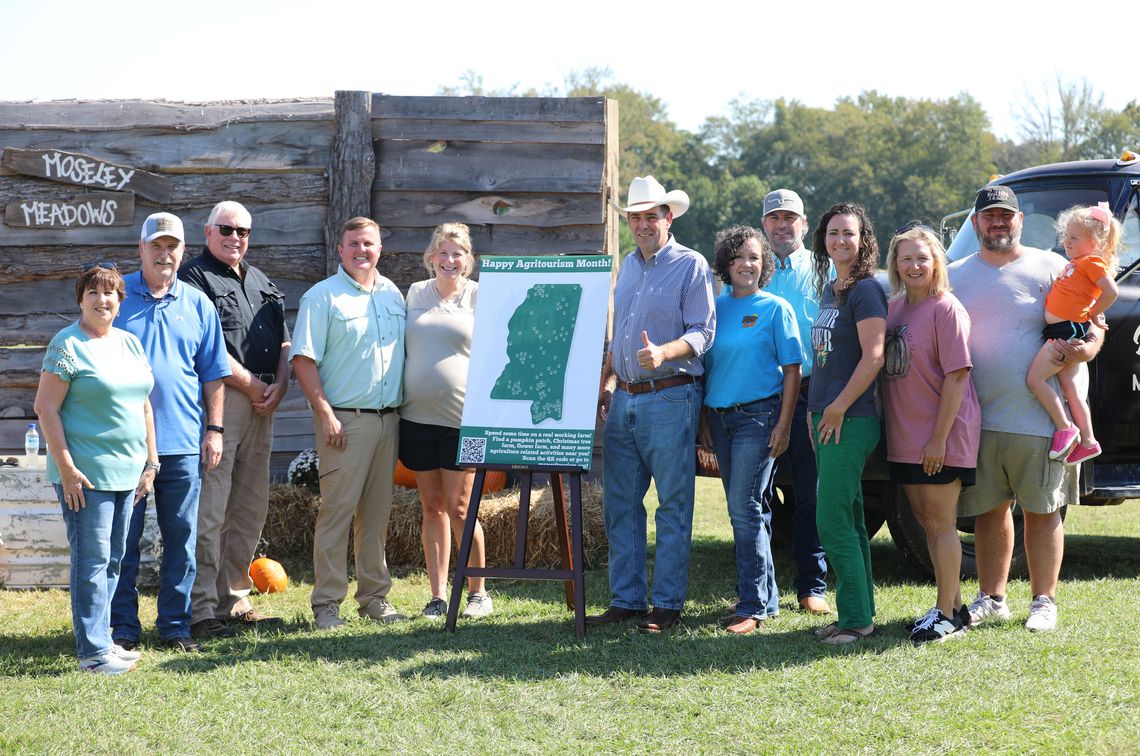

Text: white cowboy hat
xmin=612 ymin=175 xmax=689 ymax=219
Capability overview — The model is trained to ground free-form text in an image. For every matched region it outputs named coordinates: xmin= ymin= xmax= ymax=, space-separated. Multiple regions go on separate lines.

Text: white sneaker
xmin=461 ymin=592 xmax=494 ymax=619
xmin=1025 ymin=595 xmax=1058 ymax=632
xmin=967 ymin=591 xmax=1012 ymax=625
xmin=112 ymin=644 xmax=141 ymax=662
xmin=314 ymin=604 xmax=345 ymax=630
xmin=79 ymin=652 xmax=136 ymax=675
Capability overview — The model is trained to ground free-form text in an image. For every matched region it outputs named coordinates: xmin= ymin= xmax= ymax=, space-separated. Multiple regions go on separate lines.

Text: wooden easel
xmin=446 ymin=466 xmax=587 ymax=636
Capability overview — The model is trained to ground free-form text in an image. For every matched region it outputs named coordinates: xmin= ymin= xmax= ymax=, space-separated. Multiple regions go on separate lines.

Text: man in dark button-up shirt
xmin=181 ymin=200 xmax=290 ymax=638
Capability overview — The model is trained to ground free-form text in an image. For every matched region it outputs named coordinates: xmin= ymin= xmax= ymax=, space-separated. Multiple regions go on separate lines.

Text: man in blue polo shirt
xmin=761 ymin=189 xmax=831 ymax=615
xmin=111 ymin=212 xmax=231 ymax=653
xmin=291 ymin=217 xmax=406 ymax=630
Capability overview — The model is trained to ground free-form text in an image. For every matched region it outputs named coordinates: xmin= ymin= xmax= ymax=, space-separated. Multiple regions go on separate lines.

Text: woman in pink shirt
xmin=883 ymin=225 xmax=981 ymax=643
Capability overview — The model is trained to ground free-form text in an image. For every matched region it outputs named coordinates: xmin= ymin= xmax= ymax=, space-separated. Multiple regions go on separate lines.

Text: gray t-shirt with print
xmin=807 ymin=277 xmax=888 ymax=417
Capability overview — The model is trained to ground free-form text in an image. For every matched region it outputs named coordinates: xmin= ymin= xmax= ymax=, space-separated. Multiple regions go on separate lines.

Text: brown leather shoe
xmin=799 ymin=595 xmax=831 ymax=615
xmin=585 ymin=605 xmax=648 ymax=625
xmin=724 ymin=616 xmax=761 ymax=635
xmin=637 ymin=607 xmax=681 ymax=634
xmin=229 ymin=609 xmax=284 ymax=628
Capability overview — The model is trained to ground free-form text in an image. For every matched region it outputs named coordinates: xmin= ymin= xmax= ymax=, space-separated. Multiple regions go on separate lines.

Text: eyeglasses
xmin=895 ymin=221 xmax=934 ymax=236
xmin=81 ymin=261 xmax=119 ymax=272
xmin=214 ymin=224 xmax=251 ymax=239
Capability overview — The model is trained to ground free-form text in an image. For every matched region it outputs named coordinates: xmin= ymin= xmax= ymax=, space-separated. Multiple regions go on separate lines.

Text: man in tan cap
xmin=590 ymin=176 xmax=716 ymax=633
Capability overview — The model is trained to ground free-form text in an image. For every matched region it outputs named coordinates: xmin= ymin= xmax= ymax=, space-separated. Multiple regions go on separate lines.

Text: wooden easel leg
xmin=514 ymin=472 xmax=534 ymax=568
xmin=447 ymin=468 xmax=486 ymax=632
xmin=550 ymin=473 xmax=575 ymax=610
xmin=570 ymin=473 xmax=587 ymax=637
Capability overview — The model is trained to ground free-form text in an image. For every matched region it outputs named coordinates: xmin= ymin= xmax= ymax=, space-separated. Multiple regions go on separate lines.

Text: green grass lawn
xmin=2 ymin=480 xmax=1137 ymax=754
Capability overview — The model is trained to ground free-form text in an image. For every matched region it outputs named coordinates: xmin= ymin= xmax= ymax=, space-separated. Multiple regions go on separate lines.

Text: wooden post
xmin=324 ymin=90 xmax=374 ymax=276
xmin=602 ymin=97 xmax=621 ymax=340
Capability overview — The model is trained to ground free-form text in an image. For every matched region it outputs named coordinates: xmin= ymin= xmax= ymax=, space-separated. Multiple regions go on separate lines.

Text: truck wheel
xmin=772 ymin=485 xmax=884 ymax=549
xmin=885 ymin=483 xmax=1065 ymax=579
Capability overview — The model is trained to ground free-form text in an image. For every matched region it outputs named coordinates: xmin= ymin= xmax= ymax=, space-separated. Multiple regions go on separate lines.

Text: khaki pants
xmin=191 ymin=392 xmax=273 ymax=623
xmin=310 ymin=409 xmax=398 ymax=612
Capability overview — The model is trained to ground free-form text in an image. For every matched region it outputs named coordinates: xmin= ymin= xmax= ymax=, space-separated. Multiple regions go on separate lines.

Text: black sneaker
xmin=162 ymin=636 xmax=202 ymax=653
xmin=191 ymin=618 xmax=237 ymax=639
xmin=956 ymin=604 xmax=972 ymax=631
xmin=910 ymin=608 xmax=966 ymax=644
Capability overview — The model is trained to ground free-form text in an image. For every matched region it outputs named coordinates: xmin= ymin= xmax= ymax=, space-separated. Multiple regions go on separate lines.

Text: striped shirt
xmin=610 ymin=236 xmax=716 ymax=382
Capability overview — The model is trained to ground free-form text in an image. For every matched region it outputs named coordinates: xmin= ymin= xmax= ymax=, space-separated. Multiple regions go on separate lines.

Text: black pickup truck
xmin=773 ymin=153 xmax=1140 ymax=576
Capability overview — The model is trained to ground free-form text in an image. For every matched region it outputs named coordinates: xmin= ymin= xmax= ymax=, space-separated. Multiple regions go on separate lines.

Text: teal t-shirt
xmin=703 ymin=290 xmax=802 ymax=408
xmin=42 ymin=322 xmax=154 ymax=491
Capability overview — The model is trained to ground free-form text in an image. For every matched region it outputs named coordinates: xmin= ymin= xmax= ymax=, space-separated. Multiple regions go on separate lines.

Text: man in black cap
xmin=948 ymin=185 xmax=1102 ymax=633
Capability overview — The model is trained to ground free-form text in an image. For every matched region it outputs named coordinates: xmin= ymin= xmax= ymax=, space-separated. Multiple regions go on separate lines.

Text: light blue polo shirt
xmin=290 ymin=266 xmax=405 ymax=409
xmin=116 ymin=273 xmax=231 ymax=455
xmin=764 ymin=246 xmax=824 ymax=378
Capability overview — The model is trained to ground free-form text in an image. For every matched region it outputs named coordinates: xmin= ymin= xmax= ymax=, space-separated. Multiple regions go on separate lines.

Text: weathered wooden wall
xmin=0 ymin=94 xmax=619 ymax=477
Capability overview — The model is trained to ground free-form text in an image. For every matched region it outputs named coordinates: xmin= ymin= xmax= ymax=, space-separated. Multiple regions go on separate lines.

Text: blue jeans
xmin=709 ymin=396 xmax=781 ymax=620
xmin=57 ymin=486 xmax=133 ymax=659
xmin=111 ymin=454 xmax=200 ymax=642
xmin=774 ymin=391 xmax=828 ymax=599
xmin=602 ymin=381 xmax=701 ymax=611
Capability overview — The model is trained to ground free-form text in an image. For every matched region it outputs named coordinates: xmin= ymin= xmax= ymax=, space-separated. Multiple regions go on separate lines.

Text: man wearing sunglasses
xmin=111 ymin=212 xmax=231 ymax=653
xmin=181 ymin=201 xmax=291 ymax=639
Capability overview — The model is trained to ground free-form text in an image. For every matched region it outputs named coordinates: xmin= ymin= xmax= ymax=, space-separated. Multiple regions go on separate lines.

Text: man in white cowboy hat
xmin=761 ymin=189 xmax=831 ymax=616
xmin=589 ymin=175 xmax=716 ymax=633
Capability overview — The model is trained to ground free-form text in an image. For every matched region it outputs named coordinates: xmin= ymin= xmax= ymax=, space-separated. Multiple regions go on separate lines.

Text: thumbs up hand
xmin=637 ymin=330 xmax=667 ymax=371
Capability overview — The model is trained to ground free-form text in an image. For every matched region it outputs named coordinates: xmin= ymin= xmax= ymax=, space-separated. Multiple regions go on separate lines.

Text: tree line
xmin=442 ymin=70 xmax=1140 ymax=260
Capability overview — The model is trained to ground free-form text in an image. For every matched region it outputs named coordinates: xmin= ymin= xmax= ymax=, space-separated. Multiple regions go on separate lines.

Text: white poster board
xmin=458 ymin=255 xmax=612 ymax=469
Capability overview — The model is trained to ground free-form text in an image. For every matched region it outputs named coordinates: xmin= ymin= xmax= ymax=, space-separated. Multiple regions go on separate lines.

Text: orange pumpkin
xmin=393 ymin=461 xmax=507 ymax=494
xmin=248 ymin=557 xmax=288 ymax=593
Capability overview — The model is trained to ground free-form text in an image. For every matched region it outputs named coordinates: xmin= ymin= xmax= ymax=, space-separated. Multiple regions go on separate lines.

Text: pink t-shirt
xmin=883 ymin=293 xmax=981 ymax=468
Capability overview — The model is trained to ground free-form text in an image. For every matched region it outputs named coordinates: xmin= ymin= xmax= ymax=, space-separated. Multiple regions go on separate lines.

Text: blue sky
xmin=3 ymin=0 xmax=1134 ymax=143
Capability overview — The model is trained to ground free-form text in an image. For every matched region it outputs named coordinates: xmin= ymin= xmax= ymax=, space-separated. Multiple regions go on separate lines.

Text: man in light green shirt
xmin=291 ymin=217 xmax=406 ymax=630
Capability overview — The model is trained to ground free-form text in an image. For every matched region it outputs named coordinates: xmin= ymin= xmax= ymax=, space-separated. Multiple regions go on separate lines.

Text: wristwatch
xmin=144 ymin=461 xmax=161 ymax=473
xmin=206 ymin=425 xmax=225 ymax=434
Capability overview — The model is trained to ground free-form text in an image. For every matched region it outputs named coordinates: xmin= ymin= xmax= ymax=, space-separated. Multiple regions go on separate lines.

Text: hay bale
xmin=262 ymin=481 xmax=608 ymax=569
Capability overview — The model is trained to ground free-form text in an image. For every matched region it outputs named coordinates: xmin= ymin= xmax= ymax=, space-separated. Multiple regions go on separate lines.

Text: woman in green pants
xmin=806 ymin=202 xmax=887 ymax=645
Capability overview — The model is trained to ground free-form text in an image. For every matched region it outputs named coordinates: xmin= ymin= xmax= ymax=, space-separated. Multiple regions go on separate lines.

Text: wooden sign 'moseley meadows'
xmin=2 ymin=147 xmax=171 ymax=204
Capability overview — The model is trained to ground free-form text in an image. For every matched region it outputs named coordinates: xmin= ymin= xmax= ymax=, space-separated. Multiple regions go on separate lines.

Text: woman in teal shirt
xmin=34 ymin=263 xmax=157 ymax=675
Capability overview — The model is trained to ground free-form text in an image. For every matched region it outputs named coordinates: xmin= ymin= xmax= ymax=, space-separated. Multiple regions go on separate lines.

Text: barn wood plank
xmin=373 ymin=191 xmax=602 ymax=228
xmin=0 ymin=99 xmax=334 ymax=131
xmin=373 ymin=95 xmax=605 ymax=122
xmin=373 ymin=119 xmax=602 ymax=144
xmin=0 ymin=250 xmax=326 ymax=289
xmin=374 ymin=141 xmax=603 ymax=193
xmin=0 ymin=203 xmax=325 ymax=248
xmin=0 ymin=121 xmax=331 ymax=173
xmin=5 ymin=192 xmax=134 ymax=228
xmin=380 ymin=225 xmax=605 ymax=256
xmin=2 ymin=147 xmax=172 ymax=203
xmin=0 ymin=172 xmax=328 ymax=205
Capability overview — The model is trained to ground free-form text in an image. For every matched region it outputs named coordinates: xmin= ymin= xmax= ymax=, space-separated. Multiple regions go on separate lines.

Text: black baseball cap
xmin=974 ymin=185 xmax=1019 ymax=213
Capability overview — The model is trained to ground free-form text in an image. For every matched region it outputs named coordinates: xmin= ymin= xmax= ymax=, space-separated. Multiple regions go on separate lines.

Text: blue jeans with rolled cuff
xmin=111 ymin=454 xmax=200 ymax=642
xmin=708 ymin=395 xmax=782 ymax=621
xmin=602 ymin=380 xmax=701 ymax=612
xmin=57 ymin=486 xmax=133 ymax=659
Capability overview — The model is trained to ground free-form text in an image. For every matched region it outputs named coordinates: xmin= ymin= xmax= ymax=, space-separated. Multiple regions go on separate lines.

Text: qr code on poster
xmin=459 ymin=437 xmax=487 ymax=464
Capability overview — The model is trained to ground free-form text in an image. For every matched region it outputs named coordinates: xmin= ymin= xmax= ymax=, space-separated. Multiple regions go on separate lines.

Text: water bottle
xmin=25 ymin=423 xmax=40 ymax=468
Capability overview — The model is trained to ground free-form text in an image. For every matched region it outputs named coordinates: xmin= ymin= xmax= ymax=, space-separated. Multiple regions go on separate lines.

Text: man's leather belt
xmin=331 ymin=406 xmax=395 ymax=416
xmin=253 ymin=372 xmax=276 ymax=383
xmin=615 ymin=374 xmax=696 ymax=395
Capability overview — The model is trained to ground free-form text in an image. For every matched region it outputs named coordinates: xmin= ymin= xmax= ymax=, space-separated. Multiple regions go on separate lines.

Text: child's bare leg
xmin=1027 ymin=341 xmax=1072 ymax=430
xmin=1059 ymin=362 xmax=1095 ymax=446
